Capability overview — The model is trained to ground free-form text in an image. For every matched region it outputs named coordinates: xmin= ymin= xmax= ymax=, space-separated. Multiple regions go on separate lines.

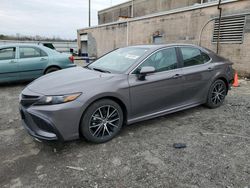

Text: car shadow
xmin=0 ymin=81 xmax=31 ymax=88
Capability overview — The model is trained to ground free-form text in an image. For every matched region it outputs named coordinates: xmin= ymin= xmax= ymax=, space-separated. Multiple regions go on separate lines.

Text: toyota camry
xmin=19 ymin=44 xmax=234 ymax=143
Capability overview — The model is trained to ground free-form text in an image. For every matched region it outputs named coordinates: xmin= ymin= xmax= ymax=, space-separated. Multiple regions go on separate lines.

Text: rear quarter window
xmin=180 ymin=47 xmax=211 ymax=67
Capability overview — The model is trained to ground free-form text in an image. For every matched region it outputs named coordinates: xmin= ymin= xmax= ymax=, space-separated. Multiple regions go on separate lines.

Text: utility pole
xmin=217 ymin=0 xmax=222 ymax=54
xmin=89 ymin=0 xmax=91 ymax=27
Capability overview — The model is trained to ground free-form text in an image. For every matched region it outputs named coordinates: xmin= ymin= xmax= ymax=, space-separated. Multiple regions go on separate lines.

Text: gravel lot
xmin=0 ymin=79 xmax=250 ymax=188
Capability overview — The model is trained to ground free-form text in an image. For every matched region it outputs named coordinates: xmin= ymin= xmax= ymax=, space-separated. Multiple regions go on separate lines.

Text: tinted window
xmin=135 ymin=48 xmax=178 ymax=73
xmin=180 ymin=47 xmax=210 ymax=67
xmin=0 ymin=48 xmax=16 ymax=60
xmin=19 ymin=47 xmax=47 ymax=59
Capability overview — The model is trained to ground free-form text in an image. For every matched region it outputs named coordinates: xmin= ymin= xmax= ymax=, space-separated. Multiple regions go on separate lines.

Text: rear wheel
xmin=80 ymin=99 xmax=124 ymax=143
xmin=205 ymin=79 xmax=227 ymax=108
xmin=45 ymin=67 xmax=60 ymax=74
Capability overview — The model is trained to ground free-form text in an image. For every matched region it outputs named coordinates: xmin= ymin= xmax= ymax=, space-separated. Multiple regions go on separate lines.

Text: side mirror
xmin=137 ymin=66 xmax=155 ymax=80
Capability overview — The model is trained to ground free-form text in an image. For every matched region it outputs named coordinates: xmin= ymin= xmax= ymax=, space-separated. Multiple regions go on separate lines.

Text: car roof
xmin=0 ymin=43 xmax=45 ymax=48
xmin=126 ymin=43 xmax=210 ymax=54
xmin=0 ymin=43 xmax=60 ymax=54
xmin=128 ymin=43 xmax=202 ymax=49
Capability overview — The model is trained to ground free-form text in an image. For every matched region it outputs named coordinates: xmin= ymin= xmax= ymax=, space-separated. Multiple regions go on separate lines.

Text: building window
xmin=213 ymin=15 xmax=246 ymax=43
xmin=153 ymin=36 xmax=163 ymax=44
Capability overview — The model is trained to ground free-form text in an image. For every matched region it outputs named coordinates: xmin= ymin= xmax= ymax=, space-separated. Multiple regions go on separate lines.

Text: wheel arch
xmin=44 ymin=65 xmax=61 ymax=74
xmin=212 ymin=75 xmax=229 ymax=93
xmin=78 ymin=95 xmax=128 ymax=138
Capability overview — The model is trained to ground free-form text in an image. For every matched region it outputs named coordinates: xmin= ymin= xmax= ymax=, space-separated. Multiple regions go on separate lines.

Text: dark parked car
xmin=19 ymin=44 xmax=234 ymax=143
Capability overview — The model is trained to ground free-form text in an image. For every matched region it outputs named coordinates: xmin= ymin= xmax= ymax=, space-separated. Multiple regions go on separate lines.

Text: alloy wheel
xmin=211 ymin=82 xmax=226 ymax=105
xmin=89 ymin=105 xmax=120 ymax=138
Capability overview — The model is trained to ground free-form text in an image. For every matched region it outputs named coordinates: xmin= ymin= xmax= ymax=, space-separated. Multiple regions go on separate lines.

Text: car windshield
xmin=88 ymin=47 xmax=149 ymax=73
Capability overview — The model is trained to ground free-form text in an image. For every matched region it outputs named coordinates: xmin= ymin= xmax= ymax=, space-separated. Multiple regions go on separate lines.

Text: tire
xmin=80 ymin=99 xmax=124 ymax=143
xmin=205 ymin=79 xmax=227 ymax=109
xmin=45 ymin=67 xmax=60 ymax=74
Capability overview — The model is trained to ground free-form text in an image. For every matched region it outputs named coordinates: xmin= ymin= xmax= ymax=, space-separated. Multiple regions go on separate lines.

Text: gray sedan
xmin=19 ymin=44 xmax=234 ymax=143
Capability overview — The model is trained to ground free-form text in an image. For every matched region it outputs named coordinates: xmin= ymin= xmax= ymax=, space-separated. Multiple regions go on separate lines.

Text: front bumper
xmin=20 ymin=106 xmax=61 ymax=141
xmin=19 ymin=88 xmax=85 ymax=141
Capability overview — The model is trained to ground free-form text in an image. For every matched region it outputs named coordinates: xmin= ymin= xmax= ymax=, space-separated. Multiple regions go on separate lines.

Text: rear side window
xmin=19 ymin=47 xmax=47 ymax=59
xmin=0 ymin=48 xmax=16 ymax=60
xmin=180 ymin=47 xmax=210 ymax=67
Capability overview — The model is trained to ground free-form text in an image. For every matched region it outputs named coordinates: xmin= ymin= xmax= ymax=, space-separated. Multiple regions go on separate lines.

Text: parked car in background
xmin=19 ymin=44 xmax=234 ymax=143
xmin=0 ymin=44 xmax=76 ymax=83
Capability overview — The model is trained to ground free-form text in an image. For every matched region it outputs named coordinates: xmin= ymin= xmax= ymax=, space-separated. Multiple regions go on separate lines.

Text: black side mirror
xmin=137 ymin=66 xmax=155 ymax=80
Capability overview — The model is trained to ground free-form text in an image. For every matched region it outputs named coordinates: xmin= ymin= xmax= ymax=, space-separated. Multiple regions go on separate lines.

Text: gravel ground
xmin=0 ymin=79 xmax=250 ymax=188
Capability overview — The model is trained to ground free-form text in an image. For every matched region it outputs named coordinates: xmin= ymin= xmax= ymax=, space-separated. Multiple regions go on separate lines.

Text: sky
xmin=0 ymin=0 xmax=128 ymax=40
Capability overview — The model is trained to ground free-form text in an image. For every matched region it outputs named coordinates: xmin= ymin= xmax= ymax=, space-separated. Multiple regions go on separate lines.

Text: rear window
xmin=19 ymin=47 xmax=47 ymax=59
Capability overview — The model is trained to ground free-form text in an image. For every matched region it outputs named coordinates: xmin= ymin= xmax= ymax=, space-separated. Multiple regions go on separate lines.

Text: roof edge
xmin=78 ymin=0 xmax=238 ymax=32
xmin=98 ymin=0 xmax=132 ymax=14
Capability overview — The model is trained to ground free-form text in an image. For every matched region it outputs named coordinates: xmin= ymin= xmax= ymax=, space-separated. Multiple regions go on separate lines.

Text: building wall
xmin=78 ymin=0 xmax=250 ymax=77
xmin=98 ymin=1 xmax=132 ymax=24
xmin=98 ymin=0 xmax=202 ymax=24
xmin=133 ymin=0 xmax=200 ymax=17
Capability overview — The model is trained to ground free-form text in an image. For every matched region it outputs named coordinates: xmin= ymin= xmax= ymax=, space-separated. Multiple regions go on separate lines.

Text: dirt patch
xmin=0 ymin=81 xmax=250 ymax=187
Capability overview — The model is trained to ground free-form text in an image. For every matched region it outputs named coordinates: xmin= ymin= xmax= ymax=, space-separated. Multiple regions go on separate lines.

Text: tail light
xmin=69 ymin=56 xmax=74 ymax=63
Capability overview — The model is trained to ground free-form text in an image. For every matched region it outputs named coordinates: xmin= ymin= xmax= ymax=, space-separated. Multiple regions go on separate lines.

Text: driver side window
xmin=135 ymin=48 xmax=178 ymax=73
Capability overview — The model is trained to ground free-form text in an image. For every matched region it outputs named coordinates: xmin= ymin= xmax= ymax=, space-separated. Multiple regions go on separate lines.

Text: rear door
xmin=0 ymin=47 xmax=19 ymax=82
xmin=177 ymin=46 xmax=214 ymax=104
xmin=18 ymin=46 xmax=49 ymax=80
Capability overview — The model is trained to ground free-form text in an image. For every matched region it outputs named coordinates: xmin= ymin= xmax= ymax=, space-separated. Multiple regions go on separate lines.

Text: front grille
xmin=20 ymin=94 xmax=40 ymax=108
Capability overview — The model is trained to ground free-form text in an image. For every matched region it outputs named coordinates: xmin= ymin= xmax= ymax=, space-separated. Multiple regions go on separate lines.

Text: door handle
xmin=208 ymin=67 xmax=214 ymax=71
xmin=172 ymin=74 xmax=182 ymax=79
xmin=40 ymin=58 xmax=47 ymax=61
xmin=9 ymin=60 xmax=17 ymax=64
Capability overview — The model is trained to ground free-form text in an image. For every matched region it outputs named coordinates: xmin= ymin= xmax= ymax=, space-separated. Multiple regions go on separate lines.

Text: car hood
xmin=26 ymin=67 xmax=115 ymax=95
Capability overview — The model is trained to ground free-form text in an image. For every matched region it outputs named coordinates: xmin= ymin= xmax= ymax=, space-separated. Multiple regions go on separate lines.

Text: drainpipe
xmin=127 ymin=21 xmax=129 ymax=46
xmin=217 ymin=0 xmax=222 ymax=54
xmin=198 ymin=18 xmax=214 ymax=46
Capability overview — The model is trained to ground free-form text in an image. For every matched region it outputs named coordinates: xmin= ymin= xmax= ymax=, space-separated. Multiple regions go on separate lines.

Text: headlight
xmin=35 ymin=93 xmax=81 ymax=105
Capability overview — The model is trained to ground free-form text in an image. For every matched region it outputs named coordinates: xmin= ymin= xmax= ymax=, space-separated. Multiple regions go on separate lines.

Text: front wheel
xmin=80 ymin=99 xmax=124 ymax=143
xmin=205 ymin=79 xmax=227 ymax=108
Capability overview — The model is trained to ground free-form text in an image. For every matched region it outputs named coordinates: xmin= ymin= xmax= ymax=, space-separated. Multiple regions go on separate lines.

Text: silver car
xmin=19 ymin=44 xmax=234 ymax=143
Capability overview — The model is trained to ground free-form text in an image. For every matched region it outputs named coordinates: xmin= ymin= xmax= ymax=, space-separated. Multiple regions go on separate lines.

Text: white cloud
xmin=0 ymin=0 xmax=128 ymax=39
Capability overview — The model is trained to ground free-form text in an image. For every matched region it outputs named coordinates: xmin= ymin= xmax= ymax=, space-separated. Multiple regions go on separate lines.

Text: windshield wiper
xmin=84 ymin=66 xmax=92 ymax=70
xmin=92 ymin=68 xmax=111 ymax=73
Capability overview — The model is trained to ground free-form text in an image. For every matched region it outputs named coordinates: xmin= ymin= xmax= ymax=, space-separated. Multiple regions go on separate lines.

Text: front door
xmin=0 ymin=47 xmax=19 ymax=82
xmin=128 ymin=47 xmax=185 ymax=120
xmin=18 ymin=46 xmax=49 ymax=80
